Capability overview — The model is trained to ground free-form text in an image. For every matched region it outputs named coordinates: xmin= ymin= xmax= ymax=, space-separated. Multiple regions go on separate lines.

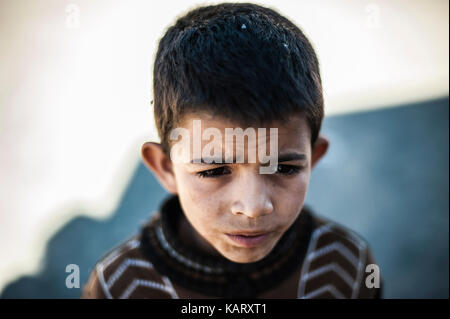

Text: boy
xmin=82 ymin=3 xmax=381 ymax=299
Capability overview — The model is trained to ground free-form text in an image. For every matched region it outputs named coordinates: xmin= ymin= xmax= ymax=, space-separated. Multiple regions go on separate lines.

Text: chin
xmin=222 ymin=251 xmax=268 ymax=264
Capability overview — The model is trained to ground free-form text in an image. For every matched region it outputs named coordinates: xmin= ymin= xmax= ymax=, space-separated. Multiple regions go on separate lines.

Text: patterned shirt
xmin=81 ymin=195 xmax=382 ymax=299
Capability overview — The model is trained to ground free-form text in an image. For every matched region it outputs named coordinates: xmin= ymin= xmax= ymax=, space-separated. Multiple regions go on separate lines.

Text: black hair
xmin=153 ymin=2 xmax=324 ymax=154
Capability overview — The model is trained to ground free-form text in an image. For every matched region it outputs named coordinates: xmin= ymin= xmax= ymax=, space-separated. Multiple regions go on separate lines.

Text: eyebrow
xmin=189 ymin=152 xmax=306 ymax=164
xmin=277 ymin=152 xmax=307 ymax=162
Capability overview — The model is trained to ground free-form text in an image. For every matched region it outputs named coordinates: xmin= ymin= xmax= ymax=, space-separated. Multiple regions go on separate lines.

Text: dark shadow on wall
xmin=1 ymin=97 xmax=448 ymax=298
xmin=307 ymin=97 xmax=449 ymax=298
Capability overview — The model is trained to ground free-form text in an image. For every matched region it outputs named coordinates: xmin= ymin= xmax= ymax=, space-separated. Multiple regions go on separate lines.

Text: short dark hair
xmin=153 ymin=3 xmax=324 ymax=154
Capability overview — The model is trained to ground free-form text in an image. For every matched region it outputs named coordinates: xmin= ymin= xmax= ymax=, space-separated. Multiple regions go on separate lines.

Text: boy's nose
xmin=230 ymin=173 xmax=274 ymax=219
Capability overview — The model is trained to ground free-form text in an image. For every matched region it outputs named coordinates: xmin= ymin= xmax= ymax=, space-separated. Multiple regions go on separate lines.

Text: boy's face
xmin=143 ymin=112 xmax=328 ymax=263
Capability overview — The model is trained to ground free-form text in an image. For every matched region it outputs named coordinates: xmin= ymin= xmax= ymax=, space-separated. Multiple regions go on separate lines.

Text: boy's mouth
xmin=225 ymin=232 xmax=271 ymax=248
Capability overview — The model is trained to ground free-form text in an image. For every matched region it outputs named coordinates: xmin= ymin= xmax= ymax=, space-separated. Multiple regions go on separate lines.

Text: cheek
xmin=174 ymin=169 xmax=224 ymax=226
xmin=273 ymin=172 xmax=311 ymax=219
xmin=179 ymin=176 xmax=221 ymax=209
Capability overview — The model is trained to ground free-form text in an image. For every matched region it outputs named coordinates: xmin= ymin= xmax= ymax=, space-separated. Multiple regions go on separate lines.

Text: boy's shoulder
xmin=81 ymin=213 xmax=179 ymax=299
xmin=298 ymin=208 xmax=380 ymax=298
xmin=305 ymin=208 xmax=372 ymax=258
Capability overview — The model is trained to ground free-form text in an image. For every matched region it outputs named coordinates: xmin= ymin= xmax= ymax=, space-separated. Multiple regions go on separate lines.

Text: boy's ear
xmin=141 ymin=142 xmax=178 ymax=194
xmin=311 ymin=134 xmax=329 ymax=170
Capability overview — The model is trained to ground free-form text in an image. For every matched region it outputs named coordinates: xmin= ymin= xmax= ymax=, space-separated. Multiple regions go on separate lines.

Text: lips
xmin=225 ymin=232 xmax=271 ymax=248
xmin=227 ymin=231 xmax=267 ymax=236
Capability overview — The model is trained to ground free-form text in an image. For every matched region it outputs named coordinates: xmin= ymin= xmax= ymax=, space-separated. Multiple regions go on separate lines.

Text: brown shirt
xmin=81 ymin=196 xmax=381 ymax=299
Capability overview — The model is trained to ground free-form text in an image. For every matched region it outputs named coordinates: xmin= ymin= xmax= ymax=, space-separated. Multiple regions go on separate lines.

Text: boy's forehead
xmin=178 ymin=111 xmax=310 ymax=135
xmin=173 ymin=111 xmax=312 ymax=156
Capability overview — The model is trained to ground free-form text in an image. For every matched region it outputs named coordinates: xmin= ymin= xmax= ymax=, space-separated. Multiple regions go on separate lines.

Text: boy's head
xmin=142 ymin=3 xmax=329 ymax=263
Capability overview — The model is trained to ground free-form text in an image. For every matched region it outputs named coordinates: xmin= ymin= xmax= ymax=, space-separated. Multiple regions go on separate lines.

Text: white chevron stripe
xmin=161 ymin=276 xmax=179 ymax=299
xmin=307 ymin=242 xmax=359 ymax=267
xmin=301 ymin=284 xmax=346 ymax=299
xmin=119 ymin=279 xmax=175 ymax=299
xmin=106 ymin=258 xmax=153 ymax=289
xmin=297 ymin=223 xmax=368 ymax=299
xmin=96 ymin=265 xmax=113 ymax=299
xmin=96 ymin=237 xmax=179 ymax=299
xmin=101 ymin=239 xmax=140 ymax=269
xmin=96 ymin=238 xmax=141 ymax=299
xmin=304 ymin=263 xmax=355 ymax=288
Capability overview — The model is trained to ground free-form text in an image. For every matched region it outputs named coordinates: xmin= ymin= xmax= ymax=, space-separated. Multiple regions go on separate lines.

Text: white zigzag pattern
xmin=304 ymin=263 xmax=354 ymax=288
xmin=108 ymin=258 xmax=179 ymax=298
xmin=297 ymin=223 xmax=367 ymax=299
xmin=120 ymin=278 xmax=179 ymax=299
xmin=96 ymin=238 xmax=179 ymax=299
xmin=307 ymin=242 xmax=359 ymax=267
xmin=302 ymin=284 xmax=346 ymax=299
xmin=96 ymin=238 xmax=140 ymax=299
xmin=107 ymin=258 xmax=153 ymax=289
xmin=96 ymin=239 xmax=178 ymax=299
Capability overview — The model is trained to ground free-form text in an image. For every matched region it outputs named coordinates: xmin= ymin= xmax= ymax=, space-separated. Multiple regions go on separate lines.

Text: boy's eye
xmin=276 ymin=164 xmax=301 ymax=176
xmin=196 ymin=166 xmax=231 ymax=178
